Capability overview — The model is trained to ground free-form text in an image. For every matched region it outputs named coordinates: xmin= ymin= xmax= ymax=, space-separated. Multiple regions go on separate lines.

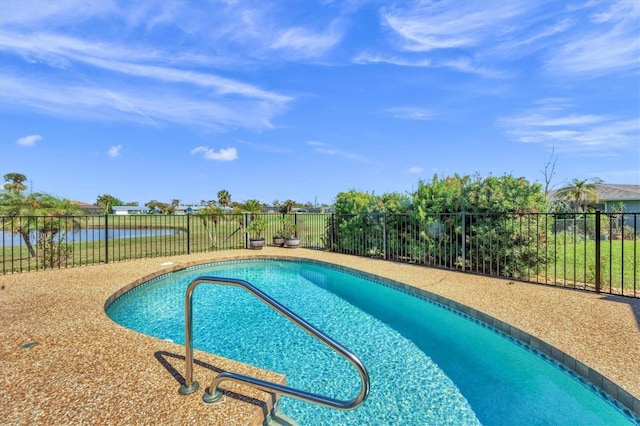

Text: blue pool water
xmin=106 ymin=259 xmax=636 ymax=425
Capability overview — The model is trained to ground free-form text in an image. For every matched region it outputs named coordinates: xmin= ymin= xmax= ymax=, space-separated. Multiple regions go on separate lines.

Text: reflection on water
xmin=1 ymin=228 xmax=183 ymax=247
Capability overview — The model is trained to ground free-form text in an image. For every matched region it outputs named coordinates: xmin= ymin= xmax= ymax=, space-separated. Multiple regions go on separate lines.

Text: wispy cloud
xmin=0 ymin=32 xmax=292 ymax=103
xmin=306 ymin=141 xmax=370 ymax=163
xmin=0 ymin=0 xmax=117 ymax=27
xmin=107 ymin=145 xmax=122 ymax=157
xmin=545 ymin=2 xmax=640 ymax=76
xmin=270 ymin=21 xmax=344 ymax=59
xmin=408 ymin=166 xmax=423 ymax=174
xmin=388 ymin=107 xmax=435 ymax=121
xmin=353 ymin=52 xmax=505 ymax=78
xmin=498 ymin=99 xmax=640 ymax=155
xmin=353 ymin=53 xmax=431 ymax=67
xmin=190 ymin=146 xmax=238 ymax=161
xmin=2 ymin=74 xmax=286 ymax=131
xmin=17 ymin=134 xmax=41 ymax=146
xmin=376 ymin=1 xmax=639 ymax=79
xmin=381 ymin=1 xmax=532 ymax=52
xmin=0 ymin=2 xmax=298 ymax=132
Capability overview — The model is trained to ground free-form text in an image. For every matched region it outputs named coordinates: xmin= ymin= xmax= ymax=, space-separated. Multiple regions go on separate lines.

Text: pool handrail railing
xmin=178 ymin=276 xmax=370 ymax=410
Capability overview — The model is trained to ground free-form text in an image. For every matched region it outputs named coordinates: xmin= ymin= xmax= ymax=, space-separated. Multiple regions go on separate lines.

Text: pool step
xmin=265 ymin=408 xmax=298 ymax=426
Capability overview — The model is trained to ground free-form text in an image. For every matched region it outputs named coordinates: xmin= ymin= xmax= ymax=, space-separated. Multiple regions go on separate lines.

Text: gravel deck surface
xmin=1 ymin=248 xmax=639 ymax=424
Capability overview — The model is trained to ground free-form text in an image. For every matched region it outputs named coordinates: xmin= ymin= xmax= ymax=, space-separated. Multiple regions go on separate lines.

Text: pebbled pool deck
xmin=1 ymin=248 xmax=639 ymax=424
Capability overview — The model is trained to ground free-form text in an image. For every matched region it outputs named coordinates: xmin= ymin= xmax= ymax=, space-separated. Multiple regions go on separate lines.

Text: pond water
xmin=1 ymin=228 xmax=183 ymax=246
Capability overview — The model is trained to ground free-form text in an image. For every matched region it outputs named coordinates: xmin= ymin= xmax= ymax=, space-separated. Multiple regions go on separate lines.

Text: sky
xmin=0 ymin=0 xmax=639 ymax=207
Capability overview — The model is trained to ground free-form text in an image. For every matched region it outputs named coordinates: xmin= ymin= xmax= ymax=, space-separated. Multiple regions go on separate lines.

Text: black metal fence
xmin=2 ymin=211 xmax=638 ymax=297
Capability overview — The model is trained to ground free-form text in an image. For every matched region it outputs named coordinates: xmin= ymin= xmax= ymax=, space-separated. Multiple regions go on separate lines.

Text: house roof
xmin=70 ymin=201 xmax=101 ymax=212
xmin=70 ymin=200 xmax=98 ymax=208
xmin=593 ymin=184 xmax=640 ymax=201
xmin=548 ymin=183 xmax=640 ymax=203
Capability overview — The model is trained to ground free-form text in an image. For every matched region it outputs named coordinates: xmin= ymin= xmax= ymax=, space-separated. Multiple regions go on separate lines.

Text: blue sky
xmin=1 ymin=0 xmax=638 ymax=207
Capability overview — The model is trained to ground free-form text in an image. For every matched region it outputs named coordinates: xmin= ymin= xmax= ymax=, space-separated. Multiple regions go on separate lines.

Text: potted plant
xmin=272 ymin=216 xmax=287 ymax=247
xmin=273 ymin=217 xmax=286 ymax=247
xmin=282 ymin=216 xmax=299 ymax=248
xmin=246 ymin=216 xmax=267 ymax=250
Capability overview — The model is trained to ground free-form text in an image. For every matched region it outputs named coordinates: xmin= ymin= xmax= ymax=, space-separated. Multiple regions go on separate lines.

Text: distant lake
xmin=1 ymin=228 xmax=184 ymax=247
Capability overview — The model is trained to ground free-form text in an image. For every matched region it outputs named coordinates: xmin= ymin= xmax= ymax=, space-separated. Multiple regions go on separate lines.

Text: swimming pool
xmin=106 ymin=259 xmax=637 ymax=425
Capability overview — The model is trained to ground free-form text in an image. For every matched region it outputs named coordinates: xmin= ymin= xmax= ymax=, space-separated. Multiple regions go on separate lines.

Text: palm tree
xmin=0 ymin=190 xmax=82 ymax=260
xmin=145 ymin=200 xmax=159 ymax=214
xmin=281 ymin=199 xmax=296 ymax=214
xmin=243 ymin=199 xmax=262 ymax=215
xmin=3 ymin=173 xmax=27 ymax=193
xmin=217 ymin=190 xmax=231 ymax=209
xmin=555 ymin=179 xmax=598 ymax=213
xmin=197 ymin=205 xmax=222 ymax=247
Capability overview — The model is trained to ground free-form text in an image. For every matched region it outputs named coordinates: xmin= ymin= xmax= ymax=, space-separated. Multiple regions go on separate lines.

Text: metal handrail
xmin=178 ymin=276 xmax=370 ymax=410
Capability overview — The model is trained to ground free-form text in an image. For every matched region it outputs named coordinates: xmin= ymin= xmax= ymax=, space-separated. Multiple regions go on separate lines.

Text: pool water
xmin=106 ymin=259 xmax=636 ymax=425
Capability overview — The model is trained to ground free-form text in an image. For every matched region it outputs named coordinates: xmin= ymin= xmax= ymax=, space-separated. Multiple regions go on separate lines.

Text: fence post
xmin=244 ymin=213 xmax=249 ymax=249
xmin=595 ymin=210 xmax=601 ymax=293
xmin=104 ymin=214 xmax=109 ymax=264
xmin=331 ymin=214 xmax=335 ymax=252
xmin=383 ymin=213 xmax=387 ymax=259
xmin=461 ymin=211 xmax=466 ymax=270
xmin=186 ymin=213 xmax=191 ymax=255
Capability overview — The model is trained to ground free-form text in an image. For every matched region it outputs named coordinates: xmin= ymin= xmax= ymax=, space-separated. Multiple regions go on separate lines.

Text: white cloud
xmin=545 ymin=2 xmax=640 ymax=76
xmin=2 ymin=74 xmax=286 ymax=131
xmin=0 ymin=25 xmax=292 ymax=131
xmin=547 ymin=28 xmax=639 ymax=76
xmin=0 ymin=0 xmax=117 ymax=27
xmin=389 ymin=107 xmax=434 ymax=121
xmin=381 ymin=1 xmax=531 ymax=52
xmin=0 ymin=32 xmax=292 ymax=103
xmin=16 ymin=134 xmax=41 ymax=146
xmin=107 ymin=145 xmax=122 ymax=157
xmin=377 ymin=1 xmax=639 ymax=79
xmin=308 ymin=142 xmax=369 ymax=163
xmin=498 ymin=102 xmax=640 ymax=155
xmin=353 ymin=53 xmax=431 ymax=67
xmin=270 ymin=21 xmax=343 ymax=59
xmin=408 ymin=166 xmax=423 ymax=174
xmin=353 ymin=52 xmax=505 ymax=78
xmin=191 ymin=146 xmax=238 ymax=161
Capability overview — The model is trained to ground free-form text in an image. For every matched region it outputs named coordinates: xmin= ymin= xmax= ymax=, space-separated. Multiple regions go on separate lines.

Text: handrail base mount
xmin=179 ymin=381 xmax=200 ymax=395
xmin=202 ymin=388 xmax=223 ymax=404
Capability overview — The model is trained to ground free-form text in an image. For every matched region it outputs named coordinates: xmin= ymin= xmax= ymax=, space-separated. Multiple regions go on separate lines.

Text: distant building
xmin=264 ymin=206 xmax=334 ymax=214
xmin=112 ymin=206 xmax=157 ymax=215
xmin=549 ymin=183 xmax=640 ymax=231
xmin=592 ymin=184 xmax=640 ymax=212
xmin=70 ymin=201 xmax=101 ymax=215
xmin=549 ymin=183 xmax=640 ymax=212
xmin=175 ymin=205 xmax=200 ymax=215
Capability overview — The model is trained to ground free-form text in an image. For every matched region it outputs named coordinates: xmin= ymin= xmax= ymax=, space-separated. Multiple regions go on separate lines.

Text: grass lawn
xmin=548 ymin=239 xmax=638 ymax=293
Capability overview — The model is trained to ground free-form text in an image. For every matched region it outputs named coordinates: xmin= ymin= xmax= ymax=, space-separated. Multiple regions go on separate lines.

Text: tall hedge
xmin=412 ymin=174 xmax=549 ymax=277
xmin=328 ymin=175 xmax=550 ymax=279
